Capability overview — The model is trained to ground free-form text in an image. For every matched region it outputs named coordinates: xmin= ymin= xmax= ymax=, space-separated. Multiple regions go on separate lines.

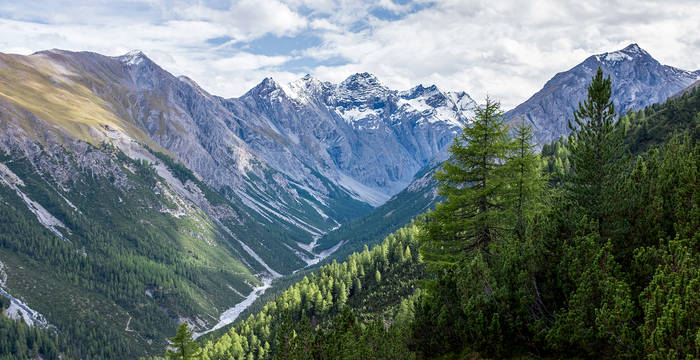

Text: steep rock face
xmin=234 ymin=72 xmax=477 ymax=198
xmin=505 ymin=44 xmax=700 ymax=145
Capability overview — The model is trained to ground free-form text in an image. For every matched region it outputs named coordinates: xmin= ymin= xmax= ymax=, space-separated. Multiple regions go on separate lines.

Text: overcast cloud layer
xmin=1 ymin=0 xmax=699 ymax=108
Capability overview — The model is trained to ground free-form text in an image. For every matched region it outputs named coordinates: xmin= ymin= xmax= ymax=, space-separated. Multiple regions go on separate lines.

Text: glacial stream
xmin=193 ymin=277 xmax=273 ymax=339
xmin=193 ymin=225 xmax=344 ymax=339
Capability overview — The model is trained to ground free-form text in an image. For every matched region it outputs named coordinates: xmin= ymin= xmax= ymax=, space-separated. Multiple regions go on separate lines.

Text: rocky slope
xmin=505 ymin=43 xmax=700 ymax=145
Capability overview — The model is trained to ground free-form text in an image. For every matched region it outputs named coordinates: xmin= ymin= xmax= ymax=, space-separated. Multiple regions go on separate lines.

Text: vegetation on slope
xmin=0 ymin=144 xmax=261 ymax=358
xmin=195 ymin=67 xmax=699 ymax=359
xmin=316 ymin=161 xmax=441 ymax=261
xmin=0 ymin=297 xmax=62 ymax=359
xmin=192 ymin=225 xmax=424 ymax=359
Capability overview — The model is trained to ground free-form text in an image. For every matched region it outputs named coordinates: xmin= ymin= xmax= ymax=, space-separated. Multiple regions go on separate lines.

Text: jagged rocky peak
xmin=402 ymin=84 xmax=441 ymax=99
xmin=505 ymin=42 xmax=699 ymax=147
xmin=340 ymin=72 xmax=386 ymax=92
xmin=447 ymin=91 xmax=477 ymax=111
xmin=246 ymin=77 xmax=288 ymax=99
xmin=335 ymin=72 xmax=391 ymax=107
xmin=282 ymin=73 xmax=330 ymax=102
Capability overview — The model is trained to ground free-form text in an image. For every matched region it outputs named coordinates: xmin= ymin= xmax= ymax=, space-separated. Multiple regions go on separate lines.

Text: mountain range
xmin=0 ymin=43 xmax=697 ymax=357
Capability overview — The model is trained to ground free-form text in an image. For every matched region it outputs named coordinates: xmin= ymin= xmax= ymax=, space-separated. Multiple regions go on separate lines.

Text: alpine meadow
xmin=0 ymin=1 xmax=698 ymax=359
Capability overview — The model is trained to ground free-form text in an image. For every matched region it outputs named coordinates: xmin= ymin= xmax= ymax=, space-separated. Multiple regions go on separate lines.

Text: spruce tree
xmin=565 ymin=67 xmax=624 ymax=239
xmin=166 ymin=322 xmax=201 ymax=360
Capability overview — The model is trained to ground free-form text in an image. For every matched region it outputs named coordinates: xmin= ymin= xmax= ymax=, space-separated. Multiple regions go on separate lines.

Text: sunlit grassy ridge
xmin=0 ymin=53 xmax=161 ymax=150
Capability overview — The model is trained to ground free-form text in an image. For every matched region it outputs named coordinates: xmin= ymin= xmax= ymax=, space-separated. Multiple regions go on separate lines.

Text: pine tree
xmin=565 ymin=67 xmax=624 ymax=239
xmin=166 ymin=322 xmax=201 ymax=360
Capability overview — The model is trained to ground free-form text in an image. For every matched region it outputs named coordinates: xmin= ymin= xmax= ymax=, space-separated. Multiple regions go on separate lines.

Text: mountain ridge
xmin=505 ymin=43 xmax=700 ymax=145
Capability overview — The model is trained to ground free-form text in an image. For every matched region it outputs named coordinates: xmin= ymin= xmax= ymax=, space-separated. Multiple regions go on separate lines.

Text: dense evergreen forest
xmin=0 ymin=297 xmax=62 ymax=359
xmin=161 ymin=68 xmax=699 ymax=359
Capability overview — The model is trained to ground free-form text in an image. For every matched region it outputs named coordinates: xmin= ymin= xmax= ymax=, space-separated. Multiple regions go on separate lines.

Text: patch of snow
xmin=397 ymin=96 xmax=433 ymax=113
xmin=336 ymin=106 xmax=382 ymax=124
xmin=604 ymin=51 xmax=633 ymax=62
xmin=118 ymin=50 xmax=145 ymax=66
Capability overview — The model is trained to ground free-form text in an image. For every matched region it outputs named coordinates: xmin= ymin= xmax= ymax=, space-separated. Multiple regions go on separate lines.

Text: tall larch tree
xmin=505 ymin=120 xmax=545 ymax=242
xmin=420 ymin=97 xmax=512 ymax=267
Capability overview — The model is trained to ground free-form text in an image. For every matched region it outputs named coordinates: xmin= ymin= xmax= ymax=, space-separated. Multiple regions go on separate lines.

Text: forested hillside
xmin=0 ymin=145 xmax=264 ymax=358
xmin=194 ymin=225 xmax=424 ymax=359
xmin=186 ymin=68 xmax=699 ymax=360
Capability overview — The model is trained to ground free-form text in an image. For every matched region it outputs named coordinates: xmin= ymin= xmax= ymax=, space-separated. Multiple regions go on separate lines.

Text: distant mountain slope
xmin=674 ymin=79 xmax=700 ymax=97
xmin=0 ymin=49 xmax=476 ymax=273
xmin=505 ymin=43 xmax=700 ymax=145
xmin=0 ymin=143 xmax=262 ymax=358
xmin=315 ymin=159 xmax=441 ymax=261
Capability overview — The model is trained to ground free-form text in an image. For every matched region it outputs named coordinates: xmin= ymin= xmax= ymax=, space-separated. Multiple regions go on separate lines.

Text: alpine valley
xmin=0 ymin=43 xmax=697 ymax=359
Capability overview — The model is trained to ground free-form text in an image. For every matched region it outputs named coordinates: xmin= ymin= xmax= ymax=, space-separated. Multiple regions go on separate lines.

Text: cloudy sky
xmin=1 ymin=0 xmax=698 ymax=108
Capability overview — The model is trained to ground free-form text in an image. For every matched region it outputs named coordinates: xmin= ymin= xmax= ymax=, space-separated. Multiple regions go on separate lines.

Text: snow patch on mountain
xmin=334 ymin=173 xmax=390 ymax=206
xmin=336 ymin=106 xmax=383 ymax=124
xmin=118 ymin=50 xmax=146 ymax=66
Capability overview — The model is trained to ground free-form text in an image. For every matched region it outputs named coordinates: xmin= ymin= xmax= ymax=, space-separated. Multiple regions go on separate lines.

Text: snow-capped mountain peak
xmin=245 ymin=77 xmax=288 ymax=101
xmin=281 ymin=74 xmax=329 ymax=103
xmin=341 ymin=72 xmax=384 ymax=89
xmin=117 ymin=50 xmax=147 ymax=66
xmin=595 ymin=43 xmax=652 ymax=63
xmin=402 ymin=84 xmax=441 ymax=99
xmin=447 ymin=91 xmax=477 ymax=112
